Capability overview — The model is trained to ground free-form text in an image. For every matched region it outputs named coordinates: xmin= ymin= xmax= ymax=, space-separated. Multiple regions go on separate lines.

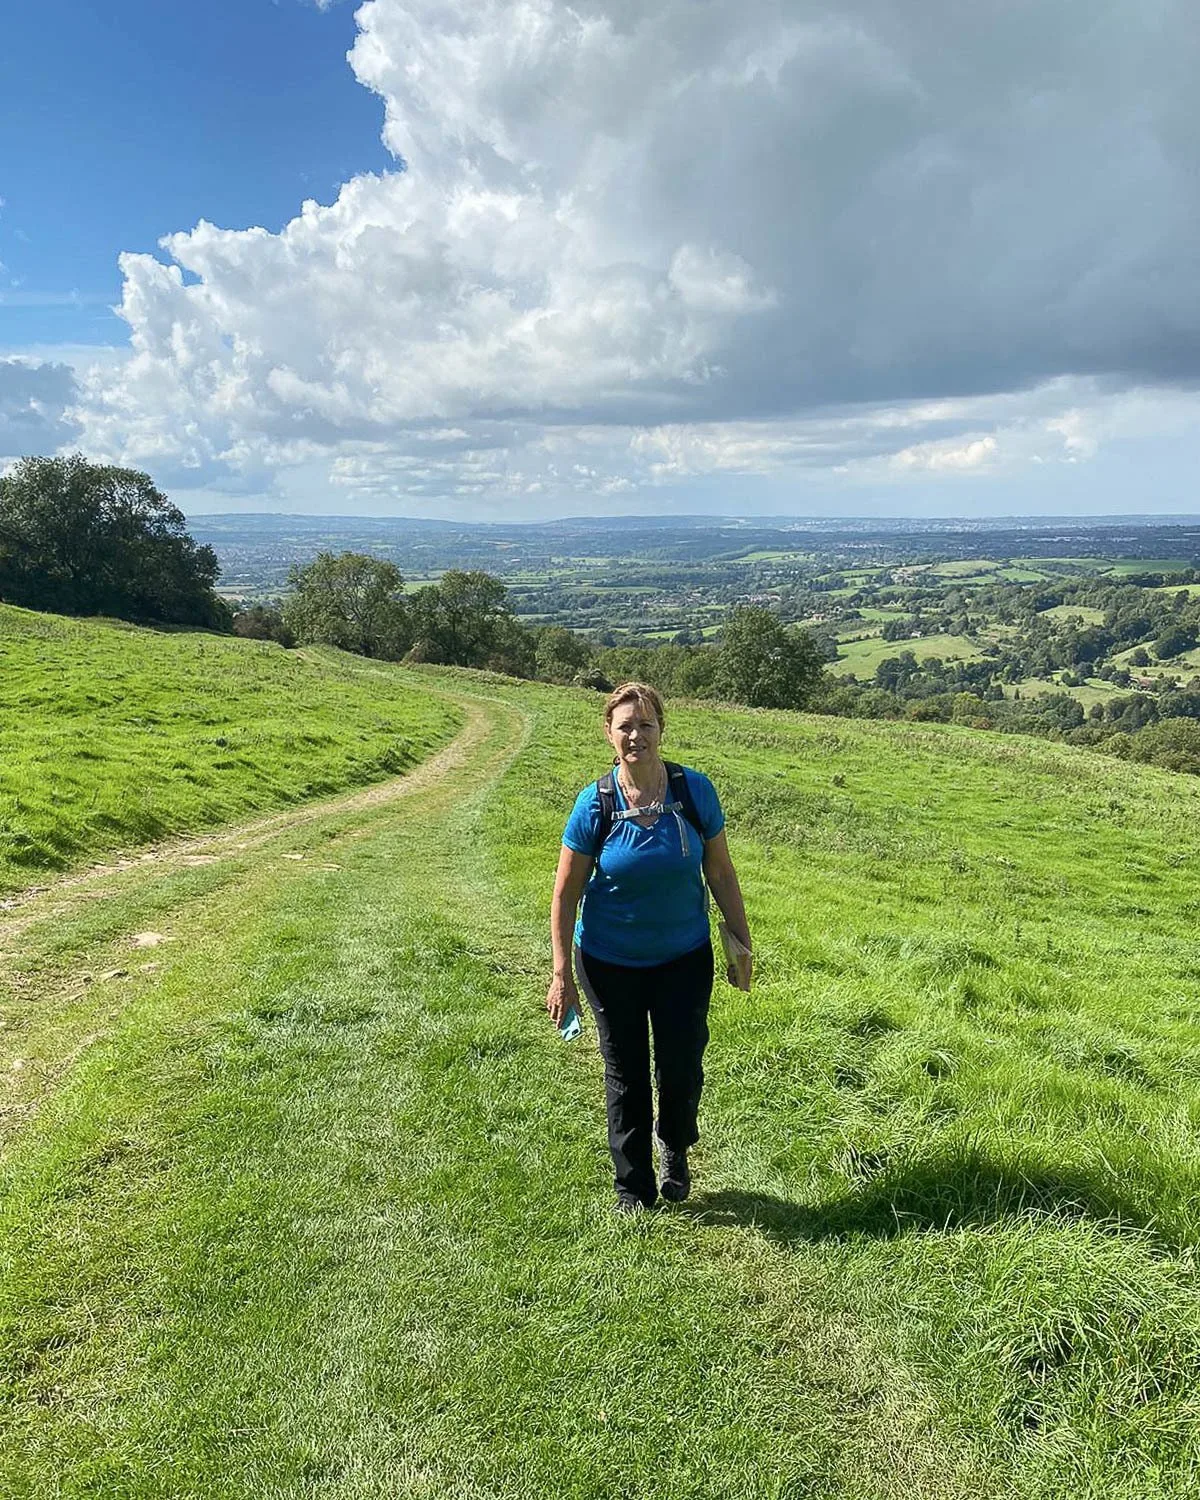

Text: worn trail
xmin=0 ymin=694 xmax=496 ymax=934
xmin=0 ymin=689 xmax=525 ymax=1143
xmin=0 ymin=678 xmax=981 ymax=1500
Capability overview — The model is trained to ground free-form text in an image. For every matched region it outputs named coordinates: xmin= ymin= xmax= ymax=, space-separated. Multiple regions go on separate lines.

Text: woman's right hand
xmin=546 ymin=973 xmax=579 ymax=1027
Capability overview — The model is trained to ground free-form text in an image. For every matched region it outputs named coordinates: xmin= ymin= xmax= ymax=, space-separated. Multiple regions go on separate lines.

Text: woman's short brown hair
xmin=604 ymin=681 xmax=665 ymax=732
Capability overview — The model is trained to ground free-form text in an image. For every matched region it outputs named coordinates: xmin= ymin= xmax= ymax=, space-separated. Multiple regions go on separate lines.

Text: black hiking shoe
xmin=657 ymin=1139 xmax=691 ymax=1203
xmin=614 ymin=1192 xmax=652 ymax=1216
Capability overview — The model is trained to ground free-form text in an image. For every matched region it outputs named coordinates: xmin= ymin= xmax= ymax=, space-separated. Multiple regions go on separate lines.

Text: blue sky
xmin=0 ymin=0 xmax=388 ymax=346
xmin=3 ymin=0 xmax=1200 ymax=521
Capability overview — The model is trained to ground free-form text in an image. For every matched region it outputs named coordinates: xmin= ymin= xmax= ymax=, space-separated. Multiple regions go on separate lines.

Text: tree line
xmin=4 ymin=455 xmax=1198 ymax=775
xmin=244 ymin=549 xmax=827 ymax=712
xmin=0 ymin=456 xmax=827 ymax=712
xmin=261 ymin=550 xmax=1200 ymax=773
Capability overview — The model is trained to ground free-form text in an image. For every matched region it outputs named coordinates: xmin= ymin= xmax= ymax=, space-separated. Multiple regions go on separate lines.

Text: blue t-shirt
xmin=562 ymin=767 xmax=725 ymax=967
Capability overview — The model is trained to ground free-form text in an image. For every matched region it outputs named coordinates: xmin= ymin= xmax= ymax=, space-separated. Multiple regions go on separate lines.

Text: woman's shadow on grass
xmin=683 ymin=1148 xmax=1177 ymax=1250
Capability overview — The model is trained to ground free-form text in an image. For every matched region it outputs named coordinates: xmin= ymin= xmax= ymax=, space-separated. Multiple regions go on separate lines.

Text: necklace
xmin=618 ymin=763 xmax=666 ymax=808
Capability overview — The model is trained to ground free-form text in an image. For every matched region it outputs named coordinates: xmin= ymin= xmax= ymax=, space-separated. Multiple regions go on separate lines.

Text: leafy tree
xmin=1154 ymin=625 xmax=1196 ymax=660
xmin=874 ymin=651 xmax=920 ymax=694
xmin=1025 ymin=692 xmax=1085 ymax=734
xmin=232 ymin=603 xmax=295 ymax=648
xmin=283 ymin=552 xmax=409 ymax=659
xmin=1068 ymin=625 xmax=1112 ymax=664
xmin=672 ymin=646 xmax=721 ymax=698
xmin=951 ymin=692 xmax=992 ymax=727
xmin=0 ymin=454 xmax=225 ymax=626
xmin=805 ymin=626 xmax=841 ymax=663
xmin=1161 ymin=689 xmax=1200 ymax=721
xmin=715 ymin=606 xmax=826 ymax=709
xmin=1102 ymin=693 xmax=1160 ymax=731
xmin=407 ymin=570 xmax=512 ymax=667
xmin=1125 ymin=719 xmax=1200 ymax=775
xmin=534 ymin=625 xmax=592 ymax=684
xmin=484 ymin=615 xmax=538 ymax=678
xmin=905 ymin=695 xmax=952 ymax=722
xmin=594 ymin=645 xmax=661 ymax=688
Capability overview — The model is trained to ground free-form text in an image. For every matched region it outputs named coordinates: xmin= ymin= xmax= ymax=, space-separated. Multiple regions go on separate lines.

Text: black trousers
xmin=576 ymin=940 xmax=714 ymax=1206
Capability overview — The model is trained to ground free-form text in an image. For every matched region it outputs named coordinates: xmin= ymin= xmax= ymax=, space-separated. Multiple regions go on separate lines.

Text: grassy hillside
xmin=0 ymin=605 xmax=462 ymax=892
xmin=3 ymin=649 xmax=1200 ymax=1495
xmin=835 ymin=630 xmax=984 ymax=677
xmin=1038 ymin=604 xmax=1106 ymax=624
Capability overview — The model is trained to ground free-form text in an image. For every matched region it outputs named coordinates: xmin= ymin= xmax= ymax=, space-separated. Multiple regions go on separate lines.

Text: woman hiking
xmin=546 ymin=682 xmax=752 ymax=1214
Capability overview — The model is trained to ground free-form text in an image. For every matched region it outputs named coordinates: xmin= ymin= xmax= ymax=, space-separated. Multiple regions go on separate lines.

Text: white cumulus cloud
xmin=69 ymin=0 xmax=1200 ymax=510
xmin=0 ymin=359 xmax=82 ymax=463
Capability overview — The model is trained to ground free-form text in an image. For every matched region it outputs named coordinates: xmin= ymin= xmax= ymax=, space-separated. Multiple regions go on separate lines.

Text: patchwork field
xmin=835 ymin=631 xmax=985 ymax=677
xmin=1103 ymin=559 xmax=1192 ymax=577
xmin=929 ymin=558 xmax=1003 ymax=578
xmin=1038 ymin=604 xmax=1106 ymax=625
xmin=3 ymin=619 xmax=1200 ymax=1495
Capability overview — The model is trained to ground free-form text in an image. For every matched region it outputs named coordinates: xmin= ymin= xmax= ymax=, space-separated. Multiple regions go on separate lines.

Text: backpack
xmin=594 ymin=761 xmax=705 ymax=856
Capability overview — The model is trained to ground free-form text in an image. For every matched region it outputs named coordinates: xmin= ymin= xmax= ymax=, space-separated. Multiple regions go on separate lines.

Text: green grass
xmin=995 ymin=566 xmax=1054 ymax=583
xmin=930 ymin=559 xmax=1002 ymax=578
xmin=5 ymin=647 xmax=1200 ymax=1494
xmin=1062 ymin=679 xmax=1127 ymax=707
xmin=732 ymin=550 xmax=813 ymax=563
xmin=850 ymin=606 xmax=905 ymax=623
xmin=1013 ymin=557 xmax=1113 ymax=574
xmin=1111 ymin=644 xmax=1200 ymax=679
xmin=0 ymin=605 xmax=462 ymax=891
xmin=836 ymin=632 xmax=984 ymax=678
xmin=1005 ymin=677 xmax=1128 ymax=706
xmin=1038 ymin=605 xmax=1106 ymax=625
xmin=1103 ymin=560 xmax=1191 ymax=577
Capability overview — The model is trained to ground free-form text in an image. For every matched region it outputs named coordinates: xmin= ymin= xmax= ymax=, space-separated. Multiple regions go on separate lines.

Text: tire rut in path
xmin=0 ymin=692 xmax=511 ymax=953
xmin=0 ymin=689 xmax=527 ymax=1138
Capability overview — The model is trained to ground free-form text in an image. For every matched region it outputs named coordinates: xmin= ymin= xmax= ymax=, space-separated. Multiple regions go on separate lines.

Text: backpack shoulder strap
xmin=595 ymin=770 xmax=617 ymax=852
xmin=663 ymin=762 xmax=705 ymax=839
xmin=595 ymin=764 xmax=705 ymax=850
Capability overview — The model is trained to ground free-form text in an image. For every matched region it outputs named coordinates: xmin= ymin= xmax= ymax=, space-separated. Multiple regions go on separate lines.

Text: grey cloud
xmin=76 ymin=0 xmax=1200 ymax=501
xmin=0 ymin=359 xmax=82 ymax=458
xmin=610 ymin=0 xmax=1200 ymax=411
xmin=345 ymin=0 xmax=1200 ymax=422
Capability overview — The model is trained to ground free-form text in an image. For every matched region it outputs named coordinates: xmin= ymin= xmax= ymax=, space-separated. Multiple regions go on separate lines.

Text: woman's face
xmin=605 ymin=698 xmax=662 ymax=766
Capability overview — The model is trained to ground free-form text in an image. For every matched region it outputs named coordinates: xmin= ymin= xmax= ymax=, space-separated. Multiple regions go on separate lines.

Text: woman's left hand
xmin=726 ymin=949 xmax=753 ymax=993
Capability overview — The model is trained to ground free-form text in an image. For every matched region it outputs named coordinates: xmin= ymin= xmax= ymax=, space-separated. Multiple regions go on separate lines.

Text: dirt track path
xmin=0 ymin=686 xmax=527 ymax=1134
xmin=0 ymin=693 xmax=498 ymax=950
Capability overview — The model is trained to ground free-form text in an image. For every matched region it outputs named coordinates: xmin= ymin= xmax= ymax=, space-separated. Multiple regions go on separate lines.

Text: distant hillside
xmin=191 ymin=511 xmax=1200 ymax=596
xmin=0 ymin=605 xmax=461 ymax=892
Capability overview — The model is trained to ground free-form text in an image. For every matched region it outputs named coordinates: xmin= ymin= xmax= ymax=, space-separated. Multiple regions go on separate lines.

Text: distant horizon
xmin=186 ymin=509 xmax=1200 ymax=529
